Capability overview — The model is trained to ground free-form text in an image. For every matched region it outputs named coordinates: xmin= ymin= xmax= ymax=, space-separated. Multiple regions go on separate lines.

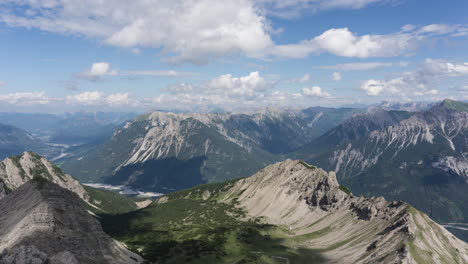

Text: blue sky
xmin=0 ymin=0 xmax=467 ymax=113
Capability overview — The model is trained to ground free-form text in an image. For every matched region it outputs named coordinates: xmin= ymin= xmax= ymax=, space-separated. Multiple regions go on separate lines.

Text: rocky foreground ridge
xmin=0 ymin=180 xmax=143 ymax=264
xmin=0 ymin=151 xmax=87 ymax=200
xmin=222 ymin=160 xmax=468 ymax=263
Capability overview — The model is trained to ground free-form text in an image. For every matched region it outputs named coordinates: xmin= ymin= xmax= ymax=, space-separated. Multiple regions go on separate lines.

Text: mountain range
xmin=61 ymin=107 xmax=359 ymax=192
xmin=58 ymin=100 xmax=467 ymax=226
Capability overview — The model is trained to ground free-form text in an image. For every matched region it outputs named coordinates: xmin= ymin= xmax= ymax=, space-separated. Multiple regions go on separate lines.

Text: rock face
xmin=0 ymin=181 xmax=143 ymax=264
xmin=225 ymin=160 xmax=468 ymax=264
xmin=0 ymin=152 xmax=87 ymax=201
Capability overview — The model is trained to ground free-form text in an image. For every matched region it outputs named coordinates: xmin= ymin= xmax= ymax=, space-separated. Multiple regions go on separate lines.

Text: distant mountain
xmin=0 ymin=152 xmax=137 ymax=214
xmin=295 ymin=107 xmax=412 ymax=159
xmin=48 ymin=112 xmax=138 ymax=145
xmin=102 ymin=160 xmax=468 ymax=263
xmin=375 ymin=100 xmax=436 ymax=112
xmin=0 ymin=123 xmax=48 ymax=160
xmin=0 ymin=112 xmax=137 ymax=142
xmin=0 ymin=111 xmax=138 ymax=163
xmin=61 ymin=108 xmax=359 ymax=192
xmin=298 ymin=99 xmax=468 ymax=225
xmin=0 ymin=180 xmax=143 ymax=264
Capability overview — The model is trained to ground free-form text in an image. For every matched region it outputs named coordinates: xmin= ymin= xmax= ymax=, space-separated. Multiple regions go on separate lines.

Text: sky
xmin=0 ymin=0 xmax=467 ymax=113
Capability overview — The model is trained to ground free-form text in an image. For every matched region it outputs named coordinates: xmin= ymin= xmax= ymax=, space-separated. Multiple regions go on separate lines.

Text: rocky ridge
xmin=0 ymin=180 xmax=143 ymax=264
xmin=0 ymin=152 xmax=87 ymax=200
xmin=224 ymin=160 xmax=468 ymax=263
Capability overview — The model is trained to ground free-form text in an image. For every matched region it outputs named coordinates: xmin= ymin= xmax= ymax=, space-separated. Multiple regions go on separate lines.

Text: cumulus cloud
xmin=151 ymin=72 xmax=334 ymax=111
xmin=302 ymin=86 xmax=331 ymax=98
xmin=360 ymin=59 xmax=468 ymax=97
xmin=0 ymin=0 xmax=274 ymax=64
xmin=75 ymin=62 xmax=118 ymax=81
xmin=317 ymin=61 xmax=408 ymax=71
xmin=163 ymin=72 xmax=270 ymax=104
xmin=0 ymin=1 xmax=463 ymax=63
xmin=332 ymin=72 xmax=342 ymax=81
xmin=272 ymin=27 xmax=422 ymax=59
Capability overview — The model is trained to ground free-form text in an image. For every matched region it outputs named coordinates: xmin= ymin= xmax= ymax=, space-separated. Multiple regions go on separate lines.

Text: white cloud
xmin=360 ymin=59 xmax=468 ymax=97
xmin=167 ymin=71 xmax=270 ymax=100
xmin=0 ymin=2 xmax=463 ymax=63
xmin=151 ymin=71 xmax=333 ymax=111
xmin=361 ymin=79 xmax=386 ymax=96
xmin=75 ymin=62 xmax=118 ymax=81
xmin=272 ymin=27 xmax=421 ymax=59
xmin=302 ymin=86 xmax=331 ymax=98
xmin=66 ymin=91 xmax=105 ymax=105
xmin=105 ymin=93 xmax=132 ymax=106
xmin=0 ymin=92 xmax=51 ymax=105
xmin=0 ymin=0 xmax=274 ymax=64
xmin=332 ymin=72 xmax=342 ymax=81
xmin=318 ymin=62 xmax=402 ymax=71
xmin=416 ymin=24 xmax=468 ymax=36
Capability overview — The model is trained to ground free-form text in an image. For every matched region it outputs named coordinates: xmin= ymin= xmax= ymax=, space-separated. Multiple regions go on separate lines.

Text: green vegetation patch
xmin=339 ymin=184 xmax=352 ymax=196
xmin=100 ymin=188 xmax=325 ymax=264
xmin=299 ymin=160 xmax=316 ymax=170
xmin=83 ymin=185 xmax=138 ymax=214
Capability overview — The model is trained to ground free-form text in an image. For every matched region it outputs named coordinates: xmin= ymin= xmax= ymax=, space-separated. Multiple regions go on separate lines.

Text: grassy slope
xmin=100 ymin=181 xmax=325 ymax=264
xmin=83 ymin=185 xmax=138 ymax=215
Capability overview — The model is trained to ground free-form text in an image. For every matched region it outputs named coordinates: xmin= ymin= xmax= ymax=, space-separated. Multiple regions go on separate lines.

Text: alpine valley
xmin=0 ymin=99 xmax=467 ymax=263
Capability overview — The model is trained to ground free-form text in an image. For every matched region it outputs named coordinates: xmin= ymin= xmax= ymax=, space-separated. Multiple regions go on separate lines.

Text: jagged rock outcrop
xmin=225 ymin=160 xmax=468 ymax=264
xmin=0 ymin=152 xmax=87 ymax=201
xmin=0 ymin=181 xmax=143 ymax=264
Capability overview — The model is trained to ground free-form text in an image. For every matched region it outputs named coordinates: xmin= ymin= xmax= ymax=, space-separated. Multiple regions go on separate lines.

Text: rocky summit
xmin=0 ymin=180 xmax=143 ymax=264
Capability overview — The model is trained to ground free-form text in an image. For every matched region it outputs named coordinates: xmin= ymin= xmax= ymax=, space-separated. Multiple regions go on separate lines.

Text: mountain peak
xmin=440 ymin=99 xmax=468 ymax=112
xmin=0 ymin=151 xmax=87 ymax=201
